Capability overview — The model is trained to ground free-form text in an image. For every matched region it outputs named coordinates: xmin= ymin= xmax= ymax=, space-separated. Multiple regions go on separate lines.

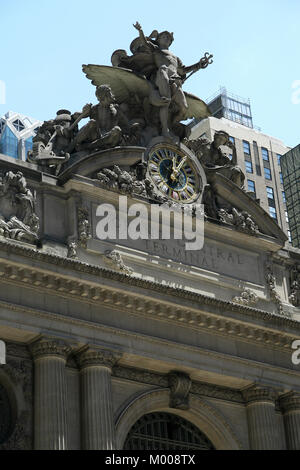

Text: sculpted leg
xmin=172 ymin=87 xmax=188 ymax=124
xmin=71 ymin=120 xmax=97 ymax=151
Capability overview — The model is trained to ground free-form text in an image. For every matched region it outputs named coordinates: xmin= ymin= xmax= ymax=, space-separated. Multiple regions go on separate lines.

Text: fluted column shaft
xmin=31 ymin=340 xmax=70 ymax=450
xmin=243 ymin=386 xmax=279 ymax=450
xmin=78 ymin=349 xmax=121 ymax=450
xmin=280 ymin=393 xmax=300 ymax=450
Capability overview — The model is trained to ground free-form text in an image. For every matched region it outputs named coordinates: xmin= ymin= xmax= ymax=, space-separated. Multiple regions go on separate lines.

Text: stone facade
xmin=0 ymin=148 xmax=299 ymax=450
xmin=0 ymin=23 xmax=299 ymax=450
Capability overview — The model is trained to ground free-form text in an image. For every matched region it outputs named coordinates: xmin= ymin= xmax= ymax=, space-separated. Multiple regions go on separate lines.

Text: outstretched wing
xmin=183 ymin=92 xmax=211 ymax=120
xmin=82 ymin=65 xmax=149 ymax=103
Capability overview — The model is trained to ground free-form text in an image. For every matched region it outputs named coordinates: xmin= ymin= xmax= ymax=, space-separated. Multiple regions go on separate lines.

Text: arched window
xmin=124 ymin=412 xmax=215 ymax=450
xmin=0 ymin=383 xmax=12 ymax=445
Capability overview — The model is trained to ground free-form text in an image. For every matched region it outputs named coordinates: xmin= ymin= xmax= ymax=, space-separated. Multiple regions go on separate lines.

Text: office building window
xmin=229 ymin=136 xmax=235 ymax=144
xmin=0 ymin=120 xmax=5 ymax=135
xmin=245 ymin=161 xmax=253 ymax=174
xmin=243 ymin=140 xmax=251 ymax=155
xmin=247 ymin=180 xmax=256 ymax=194
xmin=0 ymin=126 xmax=18 ymax=158
xmin=262 ymin=148 xmax=269 ymax=162
xmin=266 ymin=187 xmax=274 ymax=199
xmin=279 ymin=172 xmax=283 ymax=184
xmin=282 ymin=191 xmax=286 ymax=203
xmin=288 ymin=230 xmax=292 ymax=243
xmin=12 ymin=119 xmax=25 ymax=132
xmin=277 ymin=154 xmax=282 ymax=165
xmin=285 ymin=211 xmax=289 ymax=223
xmin=264 ymin=168 xmax=272 ymax=180
xmin=269 ymin=207 xmax=277 ymax=220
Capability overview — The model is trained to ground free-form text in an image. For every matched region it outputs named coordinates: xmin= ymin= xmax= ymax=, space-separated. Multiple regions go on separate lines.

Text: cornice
xmin=1 ymin=298 xmax=300 ymax=383
xmin=0 ymin=262 xmax=299 ymax=353
xmin=0 ymin=238 xmax=299 ymax=332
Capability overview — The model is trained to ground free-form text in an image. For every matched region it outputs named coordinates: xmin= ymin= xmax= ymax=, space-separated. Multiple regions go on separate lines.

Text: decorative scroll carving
xmin=168 ymin=371 xmax=192 ymax=410
xmin=97 ymin=164 xmax=167 ymax=203
xmin=232 ymin=289 xmax=259 ymax=307
xmin=218 ymin=208 xmax=259 ymax=235
xmin=265 ymin=263 xmax=284 ymax=315
xmin=78 ymin=207 xmax=91 ymax=248
xmin=0 ymin=171 xmax=39 ymax=244
xmin=105 ymin=250 xmax=133 ymax=275
xmin=289 ymin=265 xmax=300 ymax=307
xmin=67 ymin=240 xmax=78 ymax=259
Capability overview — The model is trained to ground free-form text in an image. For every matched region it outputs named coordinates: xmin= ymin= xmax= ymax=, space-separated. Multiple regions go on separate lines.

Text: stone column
xmin=78 ymin=348 xmax=121 ymax=450
xmin=243 ymin=386 xmax=279 ymax=450
xmin=280 ymin=392 xmax=300 ymax=450
xmin=31 ymin=339 xmax=71 ymax=450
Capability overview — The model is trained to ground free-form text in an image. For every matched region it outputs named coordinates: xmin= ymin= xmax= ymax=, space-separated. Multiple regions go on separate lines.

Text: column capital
xmin=30 ymin=338 xmax=71 ymax=361
xmin=242 ymin=385 xmax=277 ymax=404
xmin=279 ymin=392 xmax=300 ymax=413
xmin=77 ymin=348 xmax=122 ymax=370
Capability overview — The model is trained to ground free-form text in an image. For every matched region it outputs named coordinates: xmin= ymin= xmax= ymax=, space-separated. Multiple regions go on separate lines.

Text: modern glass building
xmin=281 ymin=144 xmax=300 ymax=248
xmin=206 ymin=87 xmax=254 ymax=129
xmin=0 ymin=111 xmax=42 ymax=161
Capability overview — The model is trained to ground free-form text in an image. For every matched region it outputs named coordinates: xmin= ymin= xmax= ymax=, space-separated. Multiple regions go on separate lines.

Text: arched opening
xmin=0 ymin=382 xmax=13 ymax=445
xmin=124 ymin=412 xmax=215 ymax=450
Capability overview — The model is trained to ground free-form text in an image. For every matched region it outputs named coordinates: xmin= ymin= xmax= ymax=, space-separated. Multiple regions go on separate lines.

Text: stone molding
xmin=0 ymin=238 xmax=297 ymax=328
xmin=168 ymin=371 xmax=192 ymax=410
xmin=30 ymin=339 xmax=71 ymax=360
xmin=77 ymin=348 xmax=122 ymax=370
xmin=242 ymin=385 xmax=277 ymax=404
xmin=113 ymin=366 xmax=244 ymax=403
xmin=2 ymin=298 xmax=300 ymax=386
xmin=279 ymin=392 xmax=300 ymax=413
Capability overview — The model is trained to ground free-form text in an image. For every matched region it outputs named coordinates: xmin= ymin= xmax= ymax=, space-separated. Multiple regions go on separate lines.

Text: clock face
xmin=147 ymin=145 xmax=201 ymax=203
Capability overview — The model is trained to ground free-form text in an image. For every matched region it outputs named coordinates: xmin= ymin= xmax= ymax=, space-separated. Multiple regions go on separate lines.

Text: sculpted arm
xmin=133 ymin=22 xmax=154 ymax=51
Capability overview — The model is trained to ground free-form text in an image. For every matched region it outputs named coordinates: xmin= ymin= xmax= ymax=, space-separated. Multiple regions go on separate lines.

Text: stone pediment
xmin=58 ymin=146 xmax=145 ymax=183
xmin=209 ymin=173 xmax=287 ymax=244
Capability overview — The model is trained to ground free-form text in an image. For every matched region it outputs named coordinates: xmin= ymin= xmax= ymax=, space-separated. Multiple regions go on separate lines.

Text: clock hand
xmin=170 ymin=156 xmax=187 ymax=181
xmin=176 ymin=156 xmax=187 ymax=172
xmin=172 ymin=156 xmax=177 ymax=172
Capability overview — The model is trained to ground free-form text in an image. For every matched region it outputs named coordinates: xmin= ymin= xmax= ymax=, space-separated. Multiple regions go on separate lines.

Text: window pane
xmin=267 ymin=186 xmax=274 ymax=199
xmin=245 ymin=161 xmax=253 ymax=173
xmin=280 ymin=173 xmax=283 ymax=184
xmin=248 ymin=180 xmax=255 ymax=192
xmin=243 ymin=140 xmax=250 ymax=155
xmin=262 ymin=148 xmax=269 ymax=161
xmin=264 ymin=168 xmax=272 ymax=180
xmin=269 ymin=207 xmax=277 ymax=220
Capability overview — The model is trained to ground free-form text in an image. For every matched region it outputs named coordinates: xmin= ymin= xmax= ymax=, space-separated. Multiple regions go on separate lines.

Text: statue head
xmin=55 ymin=110 xmax=72 ymax=127
xmin=96 ymin=85 xmax=115 ymax=105
xmin=156 ymin=30 xmax=174 ymax=48
xmin=214 ymin=130 xmax=229 ymax=147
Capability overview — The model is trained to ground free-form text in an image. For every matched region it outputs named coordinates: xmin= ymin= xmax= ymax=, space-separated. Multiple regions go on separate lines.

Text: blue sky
xmin=1 ymin=0 xmax=299 ymax=147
